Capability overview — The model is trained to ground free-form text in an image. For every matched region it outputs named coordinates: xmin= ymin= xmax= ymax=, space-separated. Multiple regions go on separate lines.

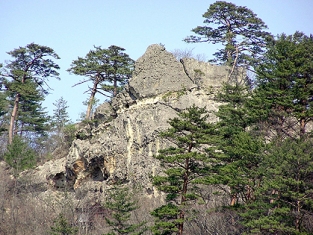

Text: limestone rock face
xmin=26 ymin=44 xmax=229 ymax=204
xmin=129 ymin=44 xmax=195 ymax=99
xmin=60 ymin=44 xmax=230 ymax=195
xmin=180 ymin=57 xmax=230 ymax=88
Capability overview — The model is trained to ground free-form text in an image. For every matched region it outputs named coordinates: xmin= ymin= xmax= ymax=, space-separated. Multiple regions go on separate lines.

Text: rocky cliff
xmin=36 ymin=44 xmax=229 ymax=193
xmin=17 ymin=44 xmax=232 ymax=233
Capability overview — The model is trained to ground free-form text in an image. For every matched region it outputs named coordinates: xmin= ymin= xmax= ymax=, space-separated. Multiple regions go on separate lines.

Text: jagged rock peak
xmin=25 ymin=44 xmax=232 ymax=196
xmin=102 ymin=44 xmax=232 ymax=114
xmin=128 ymin=44 xmax=230 ymax=100
xmin=129 ymin=44 xmax=194 ymax=99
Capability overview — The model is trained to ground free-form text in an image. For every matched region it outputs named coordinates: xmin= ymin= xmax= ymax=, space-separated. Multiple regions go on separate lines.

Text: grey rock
xmin=60 ymin=44 xmax=229 ymax=196
xmin=129 ymin=44 xmax=194 ymax=99
xmin=180 ymin=57 xmax=230 ymax=88
xmin=92 ymin=102 xmax=114 ymax=123
xmin=18 ymin=44 xmax=232 ymax=231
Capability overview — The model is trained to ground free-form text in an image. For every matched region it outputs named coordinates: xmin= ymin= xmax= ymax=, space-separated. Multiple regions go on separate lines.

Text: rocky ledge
xmin=20 ymin=44 xmax=231 ymax=214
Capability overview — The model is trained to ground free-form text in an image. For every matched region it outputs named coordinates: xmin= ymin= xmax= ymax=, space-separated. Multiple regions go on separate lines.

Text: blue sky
xmin=1 ymin=0 xmax=312 ymax=122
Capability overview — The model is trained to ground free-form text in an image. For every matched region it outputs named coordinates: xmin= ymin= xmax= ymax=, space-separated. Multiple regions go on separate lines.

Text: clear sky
xmin=1 ymin=0 xmax=312 ymax=122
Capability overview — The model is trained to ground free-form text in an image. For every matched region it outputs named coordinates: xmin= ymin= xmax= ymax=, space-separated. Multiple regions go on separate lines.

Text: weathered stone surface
xmin=110 ymin=85 xmax=137 ymax=111
xmin=55 ymin=45 xmax=229 ymax=197
xmin=92 ymin=102 xmax=114 ymax=123
xmin=20 ymin=45 xmax=231 ymax=226
xmin=129 ymin=44 xmax=195 ymax=99
xmin=181 ymin=57 xmax=230 ymax=88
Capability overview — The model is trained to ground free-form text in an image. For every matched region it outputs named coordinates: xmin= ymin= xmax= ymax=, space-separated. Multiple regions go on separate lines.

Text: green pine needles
xmin=104 ymin=185 xmax=146 ymax=235
xmin=151 ymin=105 xmax=215 ymax=235
xmin=49 ymin=213 xmax=78 ymax=235
xmin=4 ymin=136 xmax=36 ymax=176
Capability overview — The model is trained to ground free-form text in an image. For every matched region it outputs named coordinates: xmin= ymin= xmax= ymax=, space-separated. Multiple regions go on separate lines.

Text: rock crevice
xmin=29 ymin=44 xmax=230 ymax=198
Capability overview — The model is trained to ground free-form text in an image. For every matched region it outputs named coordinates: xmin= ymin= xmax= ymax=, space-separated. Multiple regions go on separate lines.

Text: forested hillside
xmin=0 ymin=1 xmax=313 ymax=235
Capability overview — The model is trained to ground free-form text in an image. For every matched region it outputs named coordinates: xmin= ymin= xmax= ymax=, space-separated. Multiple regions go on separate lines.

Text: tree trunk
xmin=9 ymin=93 xmax=20 ymax=144
xmin=230 ymin=194 xmax=237 ymax=206
xmin=86 ymin=94 xmax=95 ymax=120
xmin=9 ymin=72 xmax=28 ymax=144
xmin=178 ymin=157 xmax=190 ymax=235
xmin=85 ymin=80 xmax=99 ymax=120
xmin=300 ymin=117 xmax=306 ymax=137
xmin=113 ymin=77 xmax=117 ymax=97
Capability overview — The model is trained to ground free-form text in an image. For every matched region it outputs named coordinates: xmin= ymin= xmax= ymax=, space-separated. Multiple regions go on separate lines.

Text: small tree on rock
xmin=68 ymin=45 xmax=134 ymax=120
xmin=184 ymin=1 xmax=272 ymax=80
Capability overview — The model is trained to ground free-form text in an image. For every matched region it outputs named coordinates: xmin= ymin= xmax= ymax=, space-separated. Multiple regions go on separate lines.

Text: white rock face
xmin=26 ymin=44 xmax=229 ymax=203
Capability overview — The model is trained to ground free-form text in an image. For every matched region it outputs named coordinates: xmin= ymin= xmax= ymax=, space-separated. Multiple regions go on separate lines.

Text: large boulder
xmin=129 ymin=44 xmax=195 ymax=99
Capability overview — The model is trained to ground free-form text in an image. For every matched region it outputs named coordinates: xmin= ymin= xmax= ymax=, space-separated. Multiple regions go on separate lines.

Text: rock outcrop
xmin=129 ymin=44 xmax=195 ymax=99
xmin=21 ymin=44 xmax=231 ymax=227
xmin=8 ymin=44 xmax=236 ymax=234
xmin=61 ymin=44 xmax=229 ymax=193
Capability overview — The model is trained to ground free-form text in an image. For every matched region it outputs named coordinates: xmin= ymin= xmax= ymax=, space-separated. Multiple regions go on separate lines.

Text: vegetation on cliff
xmin=0 ymin=1 xmax=312 ymax=235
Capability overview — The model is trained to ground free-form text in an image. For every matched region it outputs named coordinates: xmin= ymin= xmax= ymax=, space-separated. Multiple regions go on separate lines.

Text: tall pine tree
xmin=0 ymin=43 xmax=60 ymax=144
xmin=68 ymin=45 xmax=134 ymax=119
xmin=151 ymin=105 xmax=215 ymax=235
xmin=250 ymin=32 xmax=313 ymax=138
xmin=184 ymin=1 xmax=272 ymax=80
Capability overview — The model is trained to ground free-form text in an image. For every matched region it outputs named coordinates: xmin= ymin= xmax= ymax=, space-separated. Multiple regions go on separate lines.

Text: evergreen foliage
xmin=251 ymin=32 xmax=313 ymax=138
xmin=104 ymin=185 xmax=146 ymax=235
xmin=3 ymin=135 xmax=36 ymax=176
xmin=150 ymin=204 xmax=180 ymax=235
xmin=45 ymin=96 xmax=73 ymax=154
xmin=0 ymin=43 xmax=60 ymax=144
xmin=12 ymin=80 xmax=50 ymax=138
xmin=49 ymin=213 xmax=78 ymax=235
xmin=0 ymin=90 xmax=9 ymax=133
xmin=63 ymin=124 xmax=77 ymax=145
xmin=52 ymin=96 xmax=71 ymax=136
xmin=205 ymin=82 xmax=265 ymax=206
xmin=240 ymin=138 xmax=313 ymax=234
xmin=151 ymin=105 xmax=215 ymax=235
xmin=184 ymin=1 xmax=272 ymax=80
xmin=210 ymin=31 xmax=313 ymax=234
xmin=68 ymin=45 xmax=134 ymax=119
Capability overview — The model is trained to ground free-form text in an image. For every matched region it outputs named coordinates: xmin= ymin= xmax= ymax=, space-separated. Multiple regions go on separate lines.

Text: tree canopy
xmin=151 ymin=105 xmax=215 ymax=235
xmin=0 ymin=43 xmax=60 ymax=144
xmin=251 ymin=32 xmax=313 ymax=137
xmin=68 ymin=45 xmax=134 ymax=119
xmin=185 ymin=1 xmax=272 ymax=80
xmin=208 ymin=31 xmax=313 ymax=234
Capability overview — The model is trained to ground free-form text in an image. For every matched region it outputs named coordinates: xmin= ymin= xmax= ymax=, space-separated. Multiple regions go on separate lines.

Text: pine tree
xmin=51 ymin=97 xmax=71 ymax=139
xmin=4 ymin=135 xmax=36 ymax=176
xmin=0 ymin=89 xmax=9 ymax=133
xmin=11 ymin=80 xmax=50 ymax=139
xmin=151 ymin=105 xmax=215 ymax=235
xmin=104 ymin=185 xmax=146 ymax=235
xmin=201 ymin=80 xmax=265 ymax=207
xmin=49 ymin=213 xmax=78 ymax=235
xmin=68 ymin=45 xmax=134 ymax=119
xmin=0 ymin=43 xmax=60 ymax=144
xmin=52 ymin=97 xmax=70 ymax=131
xmin=250 ymin=32 xmax=313 ymax=138
xmin=215 ymin=32 xmax=313 ymax=234
xmin=240 ymin=137 xmax=313 ymax=234
xmin=184 ymin=1 xmax=272 ymax=79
